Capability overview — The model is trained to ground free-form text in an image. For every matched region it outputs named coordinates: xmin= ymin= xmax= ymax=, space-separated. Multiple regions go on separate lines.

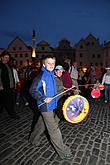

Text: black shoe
xmin=10 ymin=114 xmax=20 ymax=119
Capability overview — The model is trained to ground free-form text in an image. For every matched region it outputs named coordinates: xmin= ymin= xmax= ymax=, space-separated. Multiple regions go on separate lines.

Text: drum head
xmin=62 ymin=95 xmax=89 ymax=123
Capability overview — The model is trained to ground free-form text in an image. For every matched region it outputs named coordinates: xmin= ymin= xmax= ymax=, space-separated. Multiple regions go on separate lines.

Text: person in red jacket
xmin=61 ymin=62 xmax=73 ymax=95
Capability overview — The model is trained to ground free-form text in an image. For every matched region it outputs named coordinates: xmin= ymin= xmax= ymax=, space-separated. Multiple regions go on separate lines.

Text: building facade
xmin=0 ymin=33 xmax=110 ymax=70
xmin=36 ymin=40 xmax=54 ymax=59
xmin=54 ymin=38 xmax=75 ymax=65
xmin=103 ymin=41 xmax=110 ymax=68
xmin=7 ymin=36 xmax=32 ymax=68
xmin=74 ymin=34 xmax=103 ymax=68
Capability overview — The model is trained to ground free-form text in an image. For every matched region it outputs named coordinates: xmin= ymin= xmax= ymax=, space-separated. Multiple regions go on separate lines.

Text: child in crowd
xmin=29 ymin=55 xmax=72 ymax=160
xmin=54 ymin=65 xmax=65 ymax=120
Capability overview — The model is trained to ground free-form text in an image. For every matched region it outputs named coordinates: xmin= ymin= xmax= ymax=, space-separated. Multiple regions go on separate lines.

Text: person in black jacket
xmin=0 ymin=50 xmax=19 ymax=119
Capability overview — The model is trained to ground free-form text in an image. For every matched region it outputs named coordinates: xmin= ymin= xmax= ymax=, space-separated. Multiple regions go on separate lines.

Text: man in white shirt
xmin=102 ymin=67 xmax=110 ymax=103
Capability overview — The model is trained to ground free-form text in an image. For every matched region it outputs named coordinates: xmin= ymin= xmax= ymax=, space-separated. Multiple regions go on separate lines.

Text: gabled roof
xmin=37 ymin=40 xmax=49 ymax=46
xmin=85 ymin=33 xmax=97 ymax=41
xmin=7 ymin=36 xmax=29 ymax=49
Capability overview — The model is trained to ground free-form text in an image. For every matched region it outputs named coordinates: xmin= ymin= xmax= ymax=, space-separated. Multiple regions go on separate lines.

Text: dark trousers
xmin=0 ymin=89 xmax=16 ymax=116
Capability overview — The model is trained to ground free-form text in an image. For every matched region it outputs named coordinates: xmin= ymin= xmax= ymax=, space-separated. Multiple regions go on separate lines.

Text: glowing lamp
xmin=98 ymin=84 xmax=104 ymax=90
xmin=91 ymin=89 xmax=100 ymax=99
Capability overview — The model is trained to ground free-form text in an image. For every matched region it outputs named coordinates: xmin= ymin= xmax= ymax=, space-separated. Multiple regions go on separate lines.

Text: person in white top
xmin=102 ymin=67 xmax=110 ymax=103
xmin=69 ymin=61 xmax=79 ymax=94
xmin=9 ymin=57 xmax=19 ymax=85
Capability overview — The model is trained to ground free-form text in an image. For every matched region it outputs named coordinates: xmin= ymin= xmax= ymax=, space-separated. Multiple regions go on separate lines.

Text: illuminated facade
xmin=7 ymin=36 xmax=32 ymax=68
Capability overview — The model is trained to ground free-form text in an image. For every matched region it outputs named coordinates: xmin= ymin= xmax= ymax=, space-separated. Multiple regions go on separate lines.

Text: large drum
xmin=62 ymin=95 xmax=89 ymax=123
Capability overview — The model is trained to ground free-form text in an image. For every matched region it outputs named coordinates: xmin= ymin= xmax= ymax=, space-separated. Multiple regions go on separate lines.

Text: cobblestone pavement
xmin=0 ymin=100 xmax=110 ymax=165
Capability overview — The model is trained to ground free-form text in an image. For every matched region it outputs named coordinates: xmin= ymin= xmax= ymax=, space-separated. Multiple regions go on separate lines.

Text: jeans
xmin=104 ymin=84 xmax=110 ymax=101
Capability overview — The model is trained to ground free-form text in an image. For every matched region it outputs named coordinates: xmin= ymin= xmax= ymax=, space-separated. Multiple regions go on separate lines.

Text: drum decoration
xmin=98 ymin=84 xmax=105 ymax=91
xmin=91 ymin=88 xmax=100 ymax=99
xmin=62 ymin=95 xmax=89 ymax=123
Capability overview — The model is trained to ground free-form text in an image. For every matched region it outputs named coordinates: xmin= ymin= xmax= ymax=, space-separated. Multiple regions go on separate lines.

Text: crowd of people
xmin=0 ymin=50 xmax=110 ymax=160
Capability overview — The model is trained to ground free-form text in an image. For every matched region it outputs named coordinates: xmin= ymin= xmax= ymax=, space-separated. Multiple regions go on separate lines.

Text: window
xmin=80 ymin=53 xmax=83 ymax=57
xmin=19 ymin=47 xmax=22 ymax=50
xmin=15 ymin=54 xmax=18 ymax=58
xmin=86 ymin=42 xmax=90 ymax=46
xmin=97 ymin=54 xmax=100 ymax=58
xmin=41 ymin=47 xmax=45 ymax=50
xmin=95 ymin=62 xmax=98 ymax=66
xmin=25 ymin=53 xmax=28 ymax=57
xmin=100 ymin=63 xmax=103 ymax=66
xmin=80 ymin=45 xmax=83 ymax=49
xmin=20 ymin=61 xmax=23 ymax=65
xmin=20 ymin=54 xmax=23 ymax=58
xmin=13 ymin=47 xmax=16 ymax=50
xmin=92 ymin=54 xmax=95 ymax=58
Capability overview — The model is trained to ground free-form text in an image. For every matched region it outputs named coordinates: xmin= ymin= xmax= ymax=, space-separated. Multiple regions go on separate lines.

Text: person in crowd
xmin=90 ymin=64 xmax=96 ymax=84
xmin=28 ymin=55 xmax=72 ymax=160
xmin=15 ymin=73 xmax=29 ymax=106
xmin=69 ymin=61 xmax=79 ymax=94
xmin=101 ymin=67 xmax=110 ymax=103
xmin=61 ymin=62 xmax=73 ymax=96
xmin=0 ymin=50 xmax=19 ymax=119
xmin=78 ymin=68 xmax=85 ymax=95
xmin=54 ymin=65 xmax=65 ymax=120
xmin=9 ymin=57 xmax=20 ymax=87
xmin=55 ymin=65 xmax=64 ymax=97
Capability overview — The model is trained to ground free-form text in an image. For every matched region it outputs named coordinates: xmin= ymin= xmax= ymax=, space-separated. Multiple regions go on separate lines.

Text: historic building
xmin=103 ymin=41 xmax=110 ymax=68
xmin=0 ymin=32 xmax=110 ymax=70
xmin=54 ymin=38 xmax=75 ymax=64
xmin=6 ymin=36 xmax=32 ymax=68
xmin=74 ymin=34 xmax=103 ymax=68
xmin=36 ymin=40 xmax=54 ymax=59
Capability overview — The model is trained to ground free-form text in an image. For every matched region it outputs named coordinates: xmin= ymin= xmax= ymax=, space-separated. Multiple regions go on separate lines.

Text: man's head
xmin=106 ymin=68 xmax=110 ymax=74
xmin=1 ymin=50 xmax=11 ymax=64
xmin=42 ymin=55 xmax=56 ymax=71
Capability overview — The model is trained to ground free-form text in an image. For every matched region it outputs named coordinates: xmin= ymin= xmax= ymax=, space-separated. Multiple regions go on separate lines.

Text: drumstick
xmin=38 ymin=85 xmax=76 ymax=107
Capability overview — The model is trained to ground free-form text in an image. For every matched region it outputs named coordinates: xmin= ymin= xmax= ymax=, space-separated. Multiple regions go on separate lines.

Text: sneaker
xmin=62 ymin=154 xmax=73 ymax=160
xmin=105 ymin=100 xmax=107 ymax=103
xmin=25 ymin=102 xmax=29 ymax=106
xmin=28 ymin=139 xmax=40 ymax=147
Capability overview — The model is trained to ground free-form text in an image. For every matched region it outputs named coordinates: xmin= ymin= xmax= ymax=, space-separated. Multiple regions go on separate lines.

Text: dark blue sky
xmin=0 ymin=0 xmax=110 ymax=48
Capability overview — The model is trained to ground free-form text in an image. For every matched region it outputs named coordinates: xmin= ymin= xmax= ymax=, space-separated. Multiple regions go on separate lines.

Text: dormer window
xmin=80 ymin=45 xmax=83 ymax=49
xmin=19 ymin=47 xmax=22 ymax=50
xmin=13 ymin=47 xmax=16 ymax=50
